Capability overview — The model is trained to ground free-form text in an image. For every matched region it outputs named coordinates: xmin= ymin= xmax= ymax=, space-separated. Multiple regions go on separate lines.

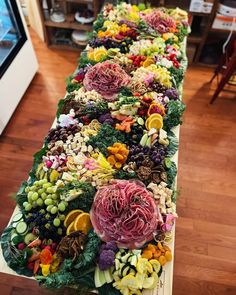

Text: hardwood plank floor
xmin=0 ymin=29 xmax=236 ymax=295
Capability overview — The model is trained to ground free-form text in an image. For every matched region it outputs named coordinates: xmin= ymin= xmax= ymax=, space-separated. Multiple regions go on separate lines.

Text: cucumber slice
xmin=12 ymin=213 xmax=23 ymax=223
xmin=16 ymin=221 xmax=28 ymax=235
xmin=121 ymin=265 xmax=130 ymax=277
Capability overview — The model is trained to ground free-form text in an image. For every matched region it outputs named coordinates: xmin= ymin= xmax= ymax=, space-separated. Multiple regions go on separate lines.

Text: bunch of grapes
xmin=46 ymin=124 xmax=81 ymax=144
xmin=25 ymin=210 xmax=66 ymax=242
xmin=24 ymin=179 xmax=68 ymax=231
xmin=128 ymin=144 xmax=167 ymax=167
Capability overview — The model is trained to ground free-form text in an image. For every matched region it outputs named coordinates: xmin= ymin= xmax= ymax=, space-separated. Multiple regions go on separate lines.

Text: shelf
xmin=189 ymin=11 xmax=211 ymax=17
xmin=66 ymin=0 xmax=93 ymax=3
xmin=44 ymin=20 xmax=92 ymax=31
xmin=210 ymin=28 xmax=234 ymax=33
xmin=49 ymin=43 xmax=84 ymax=51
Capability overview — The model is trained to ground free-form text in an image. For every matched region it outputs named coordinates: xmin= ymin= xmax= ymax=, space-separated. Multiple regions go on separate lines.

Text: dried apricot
xmin=147 ymin=244 xmax=157 ymax=253
xmin=153 ymin=250 xmax=162 ymax=259
xmin=141 ymin=250 xmax=153 ymax=260
xmin=159 ymin=255 xmax=167 ymax=266
xmin=165 ymin=251 xmax=172 ymax=262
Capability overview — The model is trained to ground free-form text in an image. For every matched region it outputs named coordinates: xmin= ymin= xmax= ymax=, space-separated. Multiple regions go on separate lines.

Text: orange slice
xmin=73 ymin=213 xmax=92 ymax=234
xmin=64 ymin=209 xmax=83 ymax=228
xmin=66 ymin=221 xmax=75 ymax=235
xmin=145 ymin=114 xmax=163 ymax=130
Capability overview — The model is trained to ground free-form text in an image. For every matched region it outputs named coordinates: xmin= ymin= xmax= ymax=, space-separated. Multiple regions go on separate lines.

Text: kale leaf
xmin=163 ymin=100 xmax=186 ymax=131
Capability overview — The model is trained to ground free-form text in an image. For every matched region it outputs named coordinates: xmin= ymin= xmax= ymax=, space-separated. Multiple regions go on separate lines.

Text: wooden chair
xmin=210 ymin=35 xmax=236 ymax=104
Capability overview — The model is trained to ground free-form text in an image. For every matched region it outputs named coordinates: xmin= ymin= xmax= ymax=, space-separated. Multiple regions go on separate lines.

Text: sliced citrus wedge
xmin=145 ymin=114 xmax=163 ymax=130
xmin=73 ymin=212 xmax=92 ymax=234
xmin=64 ymin=209 xmax=83 ymax=228
xmin=66 ymin=221 xmax=75 ymax=235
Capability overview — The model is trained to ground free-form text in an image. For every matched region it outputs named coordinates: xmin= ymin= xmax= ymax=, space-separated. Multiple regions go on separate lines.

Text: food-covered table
xmin=0 ymin=3 xmax=188 ymax=295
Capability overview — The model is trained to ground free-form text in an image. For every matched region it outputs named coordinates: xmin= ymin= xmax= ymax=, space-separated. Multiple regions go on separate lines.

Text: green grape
xmin=46 ymin=194 xmax=52 ymax=199
xmin=41 ymin=192 xmax=47 ymax=200
xmin=45 ymin=213 xmax=51 ymax=220
xmin=38 ymin=188 xmax=45 ymax=195
xmin=57 ymin=228 xmax=63 ymax=235
xmin=25 ymin=186 xmax=30 ymax=193
xmin=45 ymin=223 xmax=50 ymax=229
xmin=34 ymin=181 xmax=39 ymax=186
xmin=23 ymin=201 xmax=29 ymax=207
xmin=32 ymin=202 xmax=37 ymax=208
xmin=46 ymin=187 xmax=54 ymax=194
xmin=51 ymin=206 xmax=58 ymax=214
xmin=41 ymin=179 xmax=48 ymax=184
xmin=44 ymin=199 xmax=53 ymax=206
xmin=47 ymin=205 xmax=54 ymax=212
xmin=25 ymin=203 xmax=32 ymax=211
xmin=61 ymin=200 xmax=68 ymax=206
xmin=39 ymin=209 xmax=46 ymax=214
xmin=30 ymin=185 xmax=36 ymax=191
xmin=31 ymin=192 xmax=39 ymax=201
xmin=58 ymin=203 xmax=66 ymax=212
xmin=36 ymin=198 xmax=43 ymax=206
xmin=53 ymin=218 xmax=60 ymax=227
xmin=28 ymin=191 xmax=33 ymax=198
xmin=59 ymin=214 xmax=65 ymax=221
xmin=38 ymin=179 xmax=44 ymax=186
xmin=51 ymin=194 xmax=58 ymax=200
xmin=43 ymin=183 xmax=51 ymax=189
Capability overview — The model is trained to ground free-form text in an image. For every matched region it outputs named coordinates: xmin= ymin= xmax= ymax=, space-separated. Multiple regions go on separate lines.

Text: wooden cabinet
xmin=37 ymin=0 xmax=101 ymax=50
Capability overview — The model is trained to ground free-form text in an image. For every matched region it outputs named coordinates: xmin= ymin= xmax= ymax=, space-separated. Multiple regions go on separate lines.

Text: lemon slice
xmin=73 ymin=212 xmax=92 ymax=234
xmin=64 ymin=209 xmax=84 ymax=228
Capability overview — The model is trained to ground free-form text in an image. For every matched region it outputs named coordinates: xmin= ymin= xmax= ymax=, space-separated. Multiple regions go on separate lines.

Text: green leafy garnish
xmin=59 ymin=181 xmax=96 ymax=213
xmin=88 ymin=124 xmax=126 ymax=156
xmin=166 ymin=161 xmax=177 ymax=188
xmin=167 ymin=131 xmax=179 ymax=157
xmin=163 ymin=100 xmax=186 ymax=131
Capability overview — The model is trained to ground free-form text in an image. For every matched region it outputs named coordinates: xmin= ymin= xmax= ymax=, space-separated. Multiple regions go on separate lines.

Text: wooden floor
xmin=0 ymin=29 xmax=236 ymax=295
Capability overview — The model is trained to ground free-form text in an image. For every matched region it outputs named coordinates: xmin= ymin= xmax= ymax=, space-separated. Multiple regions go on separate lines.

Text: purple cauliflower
xmin=164 ymin=88 xmax=179 ymax=100
xmin=98 ymin=249 xmax=116 ymax=271
xmin=98 ymin=113 xmax=114 ymax=125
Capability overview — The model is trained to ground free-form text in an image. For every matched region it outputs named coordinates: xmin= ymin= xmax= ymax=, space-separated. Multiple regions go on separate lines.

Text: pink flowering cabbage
xmin=83 ymin=61 xmax=131 ymax=101
xmin=142 ymin=10 xmax=176 ymax=34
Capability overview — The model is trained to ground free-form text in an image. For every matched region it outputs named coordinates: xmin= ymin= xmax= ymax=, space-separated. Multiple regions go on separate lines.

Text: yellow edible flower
xmin=40 ymin=264 xmax=51 ymax=277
